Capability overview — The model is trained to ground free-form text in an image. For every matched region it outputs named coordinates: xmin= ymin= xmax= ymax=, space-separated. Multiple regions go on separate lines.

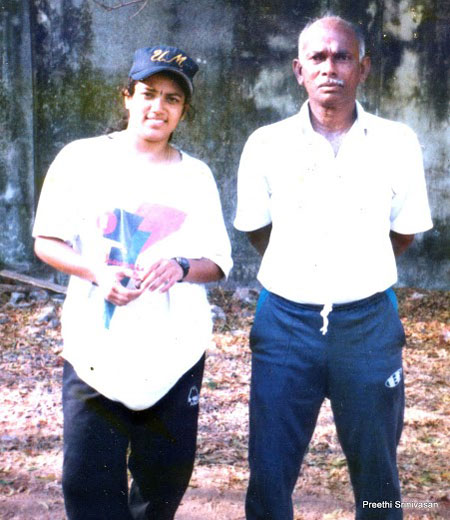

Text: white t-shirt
xmin=33 ymin=132 xmax=232 ymax=410
xmin=234 ymin=101 xmax=433 ymax=305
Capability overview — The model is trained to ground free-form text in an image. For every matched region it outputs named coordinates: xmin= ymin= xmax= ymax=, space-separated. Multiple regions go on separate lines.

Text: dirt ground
xmin=1 ymin=286 xmax=449 ymax=519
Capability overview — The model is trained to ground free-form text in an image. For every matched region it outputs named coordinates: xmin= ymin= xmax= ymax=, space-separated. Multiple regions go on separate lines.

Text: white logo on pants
xmin=188 ymin=385 xmax=200 ymax=406
xmin=385 ymin=368 xmax=403 ymax=388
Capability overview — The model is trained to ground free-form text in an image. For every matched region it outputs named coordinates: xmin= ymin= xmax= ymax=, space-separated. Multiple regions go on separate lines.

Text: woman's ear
xmin=181 ymin=104 xmax=190 ymax=121
xmin=124 ymin=93 xmax=131 ymax=111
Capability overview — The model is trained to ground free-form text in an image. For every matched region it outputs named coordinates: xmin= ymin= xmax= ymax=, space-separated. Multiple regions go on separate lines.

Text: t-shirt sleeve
xmin=234 ymin=131 xmax=272 ymax=232
xmin=32 ymin=142 xmax=80 ymax=246
xmin=390 ymin=126 xmax=433 ymax=235
xmin=189 ymin=164 xmax=233 ymax=278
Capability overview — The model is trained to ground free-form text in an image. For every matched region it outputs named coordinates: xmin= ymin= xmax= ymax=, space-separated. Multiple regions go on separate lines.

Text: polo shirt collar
xmin=296 ymin=100 xmax=369 ymax=138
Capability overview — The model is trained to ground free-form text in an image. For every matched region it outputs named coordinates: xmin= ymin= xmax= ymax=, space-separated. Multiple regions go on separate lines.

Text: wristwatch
xmin=173 ymin=257 xmax=190 ymax=282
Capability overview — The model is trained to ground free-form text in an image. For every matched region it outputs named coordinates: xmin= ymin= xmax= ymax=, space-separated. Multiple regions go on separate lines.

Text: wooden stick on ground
xmin=0 ymin=269 xmax=67 ymax=295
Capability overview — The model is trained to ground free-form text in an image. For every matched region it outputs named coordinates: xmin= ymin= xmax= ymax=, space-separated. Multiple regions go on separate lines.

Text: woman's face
xmin=124 ymin=73 xmax=186 ymax=144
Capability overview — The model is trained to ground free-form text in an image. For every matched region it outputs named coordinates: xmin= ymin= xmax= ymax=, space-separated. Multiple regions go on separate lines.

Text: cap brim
xmin=130 ymin=65 xmax=194 ymax=94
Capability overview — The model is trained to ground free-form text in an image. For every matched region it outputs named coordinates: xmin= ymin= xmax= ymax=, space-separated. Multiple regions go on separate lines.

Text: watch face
xmin=176 ymin=257 xmax=190 ymax=278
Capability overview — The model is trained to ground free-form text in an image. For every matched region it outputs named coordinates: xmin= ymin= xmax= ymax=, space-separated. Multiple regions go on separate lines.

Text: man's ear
xmin=359 ymin=55 xmax=371 ymax=84
xmin=292 ymin=58 xmax=304 ymax=86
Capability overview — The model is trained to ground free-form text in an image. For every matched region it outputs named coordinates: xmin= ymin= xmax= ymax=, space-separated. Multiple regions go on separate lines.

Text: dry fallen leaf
xmin=0 ymin=285 xmax=448 ymax=519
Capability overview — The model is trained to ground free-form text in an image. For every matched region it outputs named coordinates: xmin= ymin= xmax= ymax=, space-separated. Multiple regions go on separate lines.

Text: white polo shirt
xmin=234 ymin=101 xmax=433 ymax=305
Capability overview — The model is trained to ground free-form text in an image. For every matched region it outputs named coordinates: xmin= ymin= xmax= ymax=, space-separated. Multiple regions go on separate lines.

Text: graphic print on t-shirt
xmin=98 ymin=203 xmax=186 ymax=328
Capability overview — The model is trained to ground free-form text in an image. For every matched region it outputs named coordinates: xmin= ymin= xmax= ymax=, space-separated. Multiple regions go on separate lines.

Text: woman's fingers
xmin=96 ymin=266 xmax=142 ymax=305
xmin=139 ymin=259 xmax=184 ymax=293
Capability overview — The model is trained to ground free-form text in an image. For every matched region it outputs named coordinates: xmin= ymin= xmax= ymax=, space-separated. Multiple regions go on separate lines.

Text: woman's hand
xmin=135 ymin=258 xmax=184 ymax=294
xmin=135 ymin=256 xmax=224 ymax=293
xmin=94 ymin=265 xmax=143 ymax=305
xmin=34 ymin=236 xmax=145 ymax=306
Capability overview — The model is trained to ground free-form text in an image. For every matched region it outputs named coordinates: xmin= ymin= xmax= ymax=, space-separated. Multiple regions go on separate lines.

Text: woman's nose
xmin=150 ymin=96 xmax=164 ymax=111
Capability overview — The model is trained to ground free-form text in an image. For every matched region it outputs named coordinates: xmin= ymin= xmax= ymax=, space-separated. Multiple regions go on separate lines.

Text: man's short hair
xmin=298 ymin=15 xmax=366 ymax=61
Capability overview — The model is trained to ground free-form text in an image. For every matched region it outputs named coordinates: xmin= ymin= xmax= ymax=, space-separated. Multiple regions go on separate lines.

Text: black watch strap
xmin=173 ymin=257 xmax=190 ymax=281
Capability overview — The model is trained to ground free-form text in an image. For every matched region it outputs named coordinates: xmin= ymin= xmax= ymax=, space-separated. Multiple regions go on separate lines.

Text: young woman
xmin=33 ymin=45 xmax=232 ymax=520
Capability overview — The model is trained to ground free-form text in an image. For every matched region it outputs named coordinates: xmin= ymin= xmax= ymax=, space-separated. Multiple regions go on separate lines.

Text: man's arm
xmin=390 ymin=230 xmax=414 ymax=257
xmin=247 ymin=224 xmax=272 ymax=256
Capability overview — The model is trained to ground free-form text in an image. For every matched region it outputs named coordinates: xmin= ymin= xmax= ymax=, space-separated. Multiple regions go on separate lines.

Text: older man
xmin=234 ymin=15 xmax=432 ymax=520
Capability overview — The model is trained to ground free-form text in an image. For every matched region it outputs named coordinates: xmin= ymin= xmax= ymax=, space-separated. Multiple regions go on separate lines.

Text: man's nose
xmin=321 ymin=57 xmax=337 ymax=75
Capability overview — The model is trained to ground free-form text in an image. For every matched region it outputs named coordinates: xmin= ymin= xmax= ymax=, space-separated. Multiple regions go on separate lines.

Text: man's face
xmin=293 ymin=19 xmax=370 ymax=109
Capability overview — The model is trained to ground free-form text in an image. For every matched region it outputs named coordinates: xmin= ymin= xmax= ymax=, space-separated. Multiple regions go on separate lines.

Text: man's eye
xmin=336 ymin=54 xmax=352 ymax=62
xmin=167 ymin=96 xmax=181 ymax=104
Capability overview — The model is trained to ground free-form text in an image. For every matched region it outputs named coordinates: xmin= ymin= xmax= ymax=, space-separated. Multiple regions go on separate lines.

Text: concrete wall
xmin=0 ymin=1 xmax=35 ymax=271
xmin=1 ymin=0 xmax=448 ymax=289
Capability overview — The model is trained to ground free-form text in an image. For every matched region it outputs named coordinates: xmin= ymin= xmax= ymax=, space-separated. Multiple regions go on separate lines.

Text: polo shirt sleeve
xmin=390 ymin=126 xmax=433 ymax=235
xmin=234 ymin=130 xmax=272 ymax=232
xmin=32 ymin=142 xmax=81 ymax=246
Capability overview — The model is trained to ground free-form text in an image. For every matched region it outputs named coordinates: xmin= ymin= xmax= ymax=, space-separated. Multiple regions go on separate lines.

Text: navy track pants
xmin=246 ymin=290 xmax=405 ymax=520
xmin=62 ymin=356 xmax=204 ymax=520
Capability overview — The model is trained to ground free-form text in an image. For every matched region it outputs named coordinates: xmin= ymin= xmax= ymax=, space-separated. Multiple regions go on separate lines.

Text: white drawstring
xmin=320 ymin=302 xmax=333 ymax=335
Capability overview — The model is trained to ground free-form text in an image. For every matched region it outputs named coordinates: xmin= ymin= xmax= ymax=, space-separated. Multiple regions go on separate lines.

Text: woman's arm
xmin=34 ymin=236 xmax=97 ymax=282
xmin=137 ymin=257 xmax=224 ymax=294
xmin=34 ymin=236 xmax=142 ymax=306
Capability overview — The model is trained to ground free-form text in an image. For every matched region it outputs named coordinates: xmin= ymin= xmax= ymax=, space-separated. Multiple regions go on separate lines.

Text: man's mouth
xmin=321 ymin=78 xmax=344 ymax=87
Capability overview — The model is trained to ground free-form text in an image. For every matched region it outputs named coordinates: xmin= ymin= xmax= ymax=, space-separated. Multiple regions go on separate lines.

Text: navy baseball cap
xmin=129 ymin=45 xmax=199 ymax=94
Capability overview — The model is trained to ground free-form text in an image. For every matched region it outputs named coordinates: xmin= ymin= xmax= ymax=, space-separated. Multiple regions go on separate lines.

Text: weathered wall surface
xmin=373 ymin=0 xmax=449 ymax=289
xmin=1 ymin=0 xmax=448 ymax=288
xmin=0 ymin=1 xmax=35 ymax=270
